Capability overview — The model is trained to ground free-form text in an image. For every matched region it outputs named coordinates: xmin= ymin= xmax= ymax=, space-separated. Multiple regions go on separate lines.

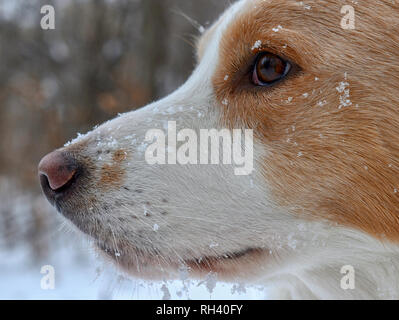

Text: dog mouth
xmin=94 ymin=238 xmax=266 ymax=279
xmin=183 ymin=248 xmax=265 ymax=275
xmin=38 ymin=152 xmax=269 ymax=279
xmin=41 ymin=176 xmax=269 ymax=280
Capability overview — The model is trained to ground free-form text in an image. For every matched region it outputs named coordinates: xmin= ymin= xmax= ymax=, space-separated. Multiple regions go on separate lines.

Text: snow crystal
xmin=231 ymin=283 xmax=246 ymax=295
xmin=251 ymin=40 xmax=262 ymax=51
xmin=224 ymin=75 xmax=229 ymax=81
xmin=317 ymin=100 xmax=327 ymax=107
xmin=336 ymin=80 xmax=352 ymax=109
xmin=153 ymin=224 xmax=159 ymax=232
xmin=161 ymin=284 xmax=171 ymax=300
xmin=302 ymin=93 xmax=309 ymax=98
xmin=336 ymin=82 xmax=349 ymax=93
xmin=298 ymin=2 xmax=312 ymax=10
xmin=222 ymin=99 xmax=229 ymax=106
xmin=272 ymin=25 xmax=283 ymax=32
xmin=64 ymin=132 xmax=87 ymax=147
xmin=205 ymin=272 xmax=217 ymax=294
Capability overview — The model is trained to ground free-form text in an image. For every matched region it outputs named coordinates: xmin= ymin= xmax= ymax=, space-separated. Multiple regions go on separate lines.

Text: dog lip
xmin=93 ymin=237 xmax=268 ymax=279
xmin=187 ymin=247 xmax=263 ymax=265
xmin=181 ymin=247 xmax=268 ymax=277
xmin=94 ymin=239 xmax=262 ymax=266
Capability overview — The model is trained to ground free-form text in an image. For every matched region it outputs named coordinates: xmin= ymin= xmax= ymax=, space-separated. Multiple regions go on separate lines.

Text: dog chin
xmin=94 ymin=238 xmax=270 ymax=282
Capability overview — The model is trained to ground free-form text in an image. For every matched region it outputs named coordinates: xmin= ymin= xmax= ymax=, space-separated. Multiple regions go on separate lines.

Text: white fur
xmin=62 ymin=0 xmax=399 ymax=299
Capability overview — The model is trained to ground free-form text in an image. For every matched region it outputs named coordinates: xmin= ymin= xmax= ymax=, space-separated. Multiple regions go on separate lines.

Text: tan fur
xmin=213 ymin=0 xmax=399 ymax=241
xmin=99 ymin=150 xmax=128 ymax=189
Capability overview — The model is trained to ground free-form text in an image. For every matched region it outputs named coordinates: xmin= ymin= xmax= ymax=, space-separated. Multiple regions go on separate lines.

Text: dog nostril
xmin=38 ymin=151 xmax=78 ymax=191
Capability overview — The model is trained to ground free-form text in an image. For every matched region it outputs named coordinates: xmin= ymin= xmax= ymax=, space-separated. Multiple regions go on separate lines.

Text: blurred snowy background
xmin=0 ymin=0 xmax=269 ymax=299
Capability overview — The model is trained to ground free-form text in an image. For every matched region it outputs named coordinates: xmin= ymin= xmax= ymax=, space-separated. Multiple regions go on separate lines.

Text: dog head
xmin=39 ymin=0 xmax=399 ymax=284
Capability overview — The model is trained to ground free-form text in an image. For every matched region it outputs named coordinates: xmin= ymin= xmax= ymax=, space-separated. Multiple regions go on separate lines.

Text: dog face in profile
xmin=39 ymin=0 xmax=399 ymax=299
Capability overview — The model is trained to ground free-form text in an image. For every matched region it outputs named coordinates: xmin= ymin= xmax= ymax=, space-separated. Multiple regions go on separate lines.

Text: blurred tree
xmin=140 ymin=0 xmax=169 ymax=99
xmin=0 ymin=0 xmax=230 ymax=255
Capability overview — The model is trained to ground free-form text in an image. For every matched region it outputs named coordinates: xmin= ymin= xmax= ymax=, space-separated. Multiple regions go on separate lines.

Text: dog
xmin=38 ymin=0 xmax=399 ymax=299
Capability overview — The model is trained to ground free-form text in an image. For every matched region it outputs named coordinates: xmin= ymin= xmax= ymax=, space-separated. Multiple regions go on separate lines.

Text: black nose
xmin=38 ymin=151 xmax=79 ymax=202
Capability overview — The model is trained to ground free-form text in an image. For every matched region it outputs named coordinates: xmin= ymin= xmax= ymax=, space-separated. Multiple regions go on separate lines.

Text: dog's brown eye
xmin=252 ymin=52 xmax=291 ymax=86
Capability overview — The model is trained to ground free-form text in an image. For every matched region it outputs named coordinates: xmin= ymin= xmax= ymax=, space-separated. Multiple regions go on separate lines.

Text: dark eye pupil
xmin=254 ymin=53 xmax=288 ymax=85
